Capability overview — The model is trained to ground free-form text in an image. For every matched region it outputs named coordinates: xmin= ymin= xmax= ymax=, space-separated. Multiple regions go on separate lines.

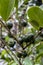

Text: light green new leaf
xmin=23 ymin=57 xmax=33 ymax=65
xmin=27 ymin=6 xmax=43 ymax=29
xmin=0 ymin=0 xmax=15 ymax=21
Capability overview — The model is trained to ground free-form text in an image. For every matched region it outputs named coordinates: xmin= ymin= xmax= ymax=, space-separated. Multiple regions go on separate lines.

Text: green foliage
xmin=0 ymin=0 xmax=15 ymax=21
xmin=23 ymin=57 xmax=33 ymax=65
xmin=8 ymin=61 xmax=18 ymax=65
xmin=27 ymin=6 xmax=43 ymax=29
xmin=1 ymin=50 xmax=11 ymax=62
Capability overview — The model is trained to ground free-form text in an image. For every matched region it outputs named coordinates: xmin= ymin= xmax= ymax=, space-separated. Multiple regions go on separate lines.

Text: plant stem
xmin=1 ymin=39 xmax=22 ymax=65
xmin=0 ymin=19 xmax=23 ymax=50
xmin=23 ymin=42 xmax=31 ymax=50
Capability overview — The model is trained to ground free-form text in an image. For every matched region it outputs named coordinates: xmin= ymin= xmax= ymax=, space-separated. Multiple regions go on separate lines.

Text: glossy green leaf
xmin=0 ymin=0 xmax=15 ymax=21
xmin=27 ymin=6 xmax=43 ymax=29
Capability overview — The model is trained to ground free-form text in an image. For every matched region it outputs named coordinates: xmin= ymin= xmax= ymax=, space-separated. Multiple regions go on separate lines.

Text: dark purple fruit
xmin=17 ymin=51 xmax=27 ymax=58
xmin=36 ymin=0 xmax=42 ymax=6
xmin=21 ymin=20 xmax=28 ymax=27
xmin=7 ymin=21 xmax=13 ymax=29
xmin=17 ymin=53 xmax=22 ymax=58
xmin=22 ymin=51 xmax=27 ymax=58
xmin=9 ymin=41 xmax=16 ymax=47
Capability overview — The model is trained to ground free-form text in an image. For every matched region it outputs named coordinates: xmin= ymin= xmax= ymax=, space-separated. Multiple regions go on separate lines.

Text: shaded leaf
xmin=23 ymin=57 xmax=33 ymax=65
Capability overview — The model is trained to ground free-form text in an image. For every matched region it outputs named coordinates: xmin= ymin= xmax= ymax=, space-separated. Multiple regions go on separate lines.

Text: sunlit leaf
xmin=27 ymin=6 xmax=43 ymax=29
xmin=0 ymin=0 xmax=15 ymax=21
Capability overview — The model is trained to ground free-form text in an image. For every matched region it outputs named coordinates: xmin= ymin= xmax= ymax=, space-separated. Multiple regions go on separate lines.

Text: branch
xmin=0 ymin=19 xmax=23 ymax=50
xmin=23 ymin=42 xmax=31 ymax=50
xmin=34 ymin=31 xmax=41 ymax=39
xmin=1 ymin=38 xmax=22 ymax=65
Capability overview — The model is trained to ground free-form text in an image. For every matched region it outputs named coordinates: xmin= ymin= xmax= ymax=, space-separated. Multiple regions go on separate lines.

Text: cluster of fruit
xmin=18 ymin=33 xmax=35 ymax=46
